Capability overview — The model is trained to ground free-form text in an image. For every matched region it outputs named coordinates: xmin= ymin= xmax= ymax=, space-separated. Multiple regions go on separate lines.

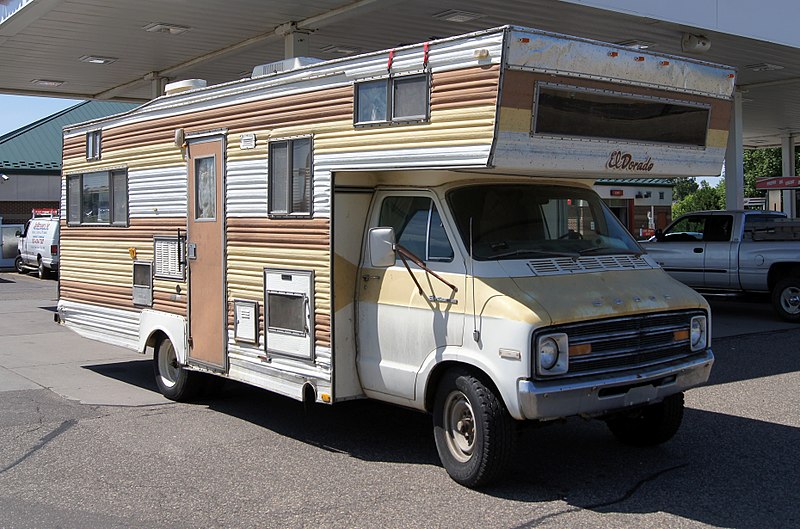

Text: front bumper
xmin=518 ymin=349 xmax=714 ymax=420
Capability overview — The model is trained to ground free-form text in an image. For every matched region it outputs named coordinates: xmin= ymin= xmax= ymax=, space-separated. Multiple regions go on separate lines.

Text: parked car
xmin=641 ymin=210 xmax=800 ymax=321
xmin=15 ymin=210 xmax=60 ymax=278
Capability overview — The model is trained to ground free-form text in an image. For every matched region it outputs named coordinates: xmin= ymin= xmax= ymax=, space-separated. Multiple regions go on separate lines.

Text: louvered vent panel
xmin=154 ymin=237 xmax=183 ymax=280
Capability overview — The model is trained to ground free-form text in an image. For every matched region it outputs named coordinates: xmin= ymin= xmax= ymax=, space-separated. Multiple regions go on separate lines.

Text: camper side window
xmin=66 ymin=170 xmax=128 ymax=226
xmin=86 ymin=130 xmax=102 ymax=160
xmin=355 ymin=74 xmax=429 ymax=125
xmin=268 ymin=138 xmax=312 ymax=216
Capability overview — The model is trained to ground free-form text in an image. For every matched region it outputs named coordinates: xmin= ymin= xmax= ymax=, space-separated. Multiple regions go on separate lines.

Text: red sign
xmin=32 ymin=208 xmax=59 ymax=216
xmin=610 ymin=189 xmax=624 ymax=197
xmin=756 ymin=177 xmax=800 ymax=189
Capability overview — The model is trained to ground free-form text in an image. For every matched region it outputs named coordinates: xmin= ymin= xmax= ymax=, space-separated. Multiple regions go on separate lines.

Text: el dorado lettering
xmin=606 ymin=151 xmax=654 ymax=172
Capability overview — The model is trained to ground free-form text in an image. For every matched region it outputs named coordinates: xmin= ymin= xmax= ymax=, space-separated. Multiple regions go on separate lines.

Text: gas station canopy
xmin=2 ymin=0 xmax=800 ymax=147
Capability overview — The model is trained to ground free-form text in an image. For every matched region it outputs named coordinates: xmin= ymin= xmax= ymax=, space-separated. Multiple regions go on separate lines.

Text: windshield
xmin=447 ymin=184 xmax=642 ymax=260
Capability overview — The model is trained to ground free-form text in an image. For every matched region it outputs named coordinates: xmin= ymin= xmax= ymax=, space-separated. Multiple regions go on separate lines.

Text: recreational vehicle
xmin=57 ymin=26 xmax=734 ymax=486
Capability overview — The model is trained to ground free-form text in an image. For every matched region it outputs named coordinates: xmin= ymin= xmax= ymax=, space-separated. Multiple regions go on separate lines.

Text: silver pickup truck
xmin=641 ymin=210 xmax=800 ymax=321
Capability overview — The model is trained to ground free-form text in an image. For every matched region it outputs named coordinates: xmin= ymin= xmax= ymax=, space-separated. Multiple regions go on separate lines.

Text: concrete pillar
xmin=284 ymin=30 xmax=310 ymax=59
xmin=781 ymin=135 xmax=796 ymax=217
xmin=725 ymin=90 xmax=745 ymax=210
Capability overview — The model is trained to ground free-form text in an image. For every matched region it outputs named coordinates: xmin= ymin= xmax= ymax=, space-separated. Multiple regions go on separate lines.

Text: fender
xmin=415 ymin=344 xmax=529 ymax=420
xmin=138 ymin=309 xmax=188 ymax=364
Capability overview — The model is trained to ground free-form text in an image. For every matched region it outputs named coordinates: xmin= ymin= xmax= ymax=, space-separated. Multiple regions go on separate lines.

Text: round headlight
xmin=539 ymin=338 xmax=559 ymax=370
xmin=691 ymin=318 xmax=704 ymax=348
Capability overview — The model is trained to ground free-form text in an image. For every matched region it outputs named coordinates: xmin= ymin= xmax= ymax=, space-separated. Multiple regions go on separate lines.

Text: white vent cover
xmin=527 ymin=255 xmax=654 ymax=276
xmin=154 ymin=237 xmax=183 ymax=280
xmin=164 ymin=79 xmax=207 ymax=96
xmin=251 ymin=57 xmax=324 ymax=78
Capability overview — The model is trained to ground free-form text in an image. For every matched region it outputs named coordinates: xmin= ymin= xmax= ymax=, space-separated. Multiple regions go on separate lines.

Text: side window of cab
xmin=378 ymin=196 xmax=454 ymax=262
xmin=662 ymin=215 xmax=706 ymax=242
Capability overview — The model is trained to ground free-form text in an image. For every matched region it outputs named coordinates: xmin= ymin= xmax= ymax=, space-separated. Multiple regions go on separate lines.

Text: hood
xmin=480 ymin=268 xmax=708 ymax=327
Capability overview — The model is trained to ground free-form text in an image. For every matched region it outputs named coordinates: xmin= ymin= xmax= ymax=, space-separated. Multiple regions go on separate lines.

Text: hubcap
xmin=443 ymin=390 xmax=476 ymax=463
xmin=780 ymin=286 xmax=800 ymax=314
xmin=158 ymin=342 xmax=180 ymax=388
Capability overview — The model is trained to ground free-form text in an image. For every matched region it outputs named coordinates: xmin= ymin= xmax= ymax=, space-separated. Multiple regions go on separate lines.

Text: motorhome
xmin=57 ymin=26 xmax=734 ymax=487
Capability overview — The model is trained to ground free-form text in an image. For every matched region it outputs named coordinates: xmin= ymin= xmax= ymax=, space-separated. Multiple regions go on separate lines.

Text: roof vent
xmin=164 ymin=79 xmax=207 ymax=96
xmin=251 ymin=57 xmax=324 ymax=78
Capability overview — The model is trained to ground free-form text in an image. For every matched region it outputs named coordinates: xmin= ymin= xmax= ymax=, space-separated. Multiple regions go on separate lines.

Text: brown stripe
xmin=227 ymin=218 xmax=330 ymax=248
xmin=63 ymin=66 xmax=501 ymax=160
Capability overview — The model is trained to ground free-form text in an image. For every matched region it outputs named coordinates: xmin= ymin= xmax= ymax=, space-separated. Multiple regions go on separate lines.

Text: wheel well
xmin=768 ymin=263 xmax=800 ymax=291
xmin=424 ymin=361 xmax=502 ymax=413
xmin=145 ymin=330 xmax=168 ymax=356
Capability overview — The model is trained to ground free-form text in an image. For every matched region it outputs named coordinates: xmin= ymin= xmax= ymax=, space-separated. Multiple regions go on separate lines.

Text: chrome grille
xmin=536 ymin=310 xmax=705 ymax=379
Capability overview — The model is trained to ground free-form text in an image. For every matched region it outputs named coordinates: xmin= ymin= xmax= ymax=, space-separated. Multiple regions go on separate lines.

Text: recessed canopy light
xmin=746 ymin=63 xmax=784 ymax=72
xmin=143 ymin=22 xmax=191 ymax=35
xmin=79 ymin=55 xmax=118 ymax=65
xmin=615 ymin=39 xmax=656 ymax=50
xmin=433 ymin=9 xmax=486 ymax=23
xmin=31 ymin=79 xmax=65 ymax=87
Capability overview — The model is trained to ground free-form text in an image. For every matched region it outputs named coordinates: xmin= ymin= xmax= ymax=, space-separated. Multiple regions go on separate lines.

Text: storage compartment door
xmin=265 ymin=269 xmax=314 ymax=360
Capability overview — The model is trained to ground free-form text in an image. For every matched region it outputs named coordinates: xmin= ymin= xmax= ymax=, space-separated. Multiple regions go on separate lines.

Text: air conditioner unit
xmin=251 ymin=57 xmax=324 ymax=78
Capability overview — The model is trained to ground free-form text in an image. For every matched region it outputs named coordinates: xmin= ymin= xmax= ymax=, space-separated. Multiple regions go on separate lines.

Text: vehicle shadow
xmin=82 ymin=349 xmax=800 ymax=528
xmin=489 ymin=408 xmax=800 ymax=529
xmin=705 ymin=327 xmax=800 ymax=387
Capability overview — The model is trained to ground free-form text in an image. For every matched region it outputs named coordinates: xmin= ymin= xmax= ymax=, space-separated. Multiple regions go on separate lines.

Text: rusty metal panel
xmin=507 ymin=27 xmax=735 ymax=99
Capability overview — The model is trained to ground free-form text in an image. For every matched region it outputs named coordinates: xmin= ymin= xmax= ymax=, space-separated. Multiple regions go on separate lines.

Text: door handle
xmin=693 ymin=247 xmax=703 ymax=253
xmin=362 ymin=274 xmax=381 ymax=282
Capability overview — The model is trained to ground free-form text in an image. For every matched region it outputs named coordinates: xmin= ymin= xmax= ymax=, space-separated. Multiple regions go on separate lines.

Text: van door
xmin=186 ymin=137 xmax=227 ymax=371
xmin=356 ymin=191 xmax=465 ymax=400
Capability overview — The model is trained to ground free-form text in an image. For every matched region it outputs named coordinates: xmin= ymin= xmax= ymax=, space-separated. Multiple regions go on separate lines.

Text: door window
xmin=378 ymin=196 xmax=454 ymax=262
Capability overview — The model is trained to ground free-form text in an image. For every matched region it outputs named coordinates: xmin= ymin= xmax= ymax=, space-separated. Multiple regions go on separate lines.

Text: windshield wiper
xmin=490 ymin=248 xmax=580 ymax=259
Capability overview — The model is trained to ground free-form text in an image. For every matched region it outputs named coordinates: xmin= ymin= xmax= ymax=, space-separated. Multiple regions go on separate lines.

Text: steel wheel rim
xmin=443 ymin=390 xmax=476 ymax=463
xmin=158 ymin=342 xmax=180 ymax=388
xmin=780 ymin=286 xmax=800 ymax=314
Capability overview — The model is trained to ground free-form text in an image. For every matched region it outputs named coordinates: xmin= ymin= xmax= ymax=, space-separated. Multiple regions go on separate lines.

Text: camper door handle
xmin=362 ymin=274 xmax=380 ymax=282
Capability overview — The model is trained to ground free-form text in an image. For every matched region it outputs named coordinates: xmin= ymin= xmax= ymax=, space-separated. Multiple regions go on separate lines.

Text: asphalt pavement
xmin=1 ymin=271 xmax=798 ymax=528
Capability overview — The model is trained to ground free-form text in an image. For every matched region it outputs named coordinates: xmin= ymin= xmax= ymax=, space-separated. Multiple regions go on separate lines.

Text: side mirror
xmin=15 ymin=230 xmax=22 ymax=238
xmin=654 ymin=229 xmax=664 ymax=241
xmin=368 ymin=227 xmax=396 ymax=268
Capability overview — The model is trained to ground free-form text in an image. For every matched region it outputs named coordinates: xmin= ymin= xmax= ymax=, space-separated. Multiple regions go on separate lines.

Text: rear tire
xmin=771 ymin=277 xmax=800 ymax=322
xmin=433 ymin=369 xmax=516 ymax=488
xmin=37 ymin=259 xmax=47 ymax=279
xmin=606 ymin=392 xmax=684 ymax=447
xmin=153 ymin=336 xmax=202 ymax=401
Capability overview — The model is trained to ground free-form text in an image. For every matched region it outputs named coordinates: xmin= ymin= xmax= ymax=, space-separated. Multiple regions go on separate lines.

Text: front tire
xmin=14 ymin=255 xmax=24 ymax=274
xmin=772 ymin=277 xmax=800 ymax=322
xmin=153 ymin=336 xmax=201 ymax=401
xmin=433 ymin=369 xmax=516 ymax=488
xmin=606 ymin=392 xmax=684 ymax=447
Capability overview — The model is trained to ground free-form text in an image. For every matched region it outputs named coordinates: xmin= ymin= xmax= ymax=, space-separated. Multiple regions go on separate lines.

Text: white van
xmin=16 ymin=209 xmax=60 ymax=278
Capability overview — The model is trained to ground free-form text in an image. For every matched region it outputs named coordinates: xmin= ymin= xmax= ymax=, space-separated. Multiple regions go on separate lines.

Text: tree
xmin=673 ymin=180 xmax=724 ymax=217
xmin=672 ymin=177 xmax=698 ymax=201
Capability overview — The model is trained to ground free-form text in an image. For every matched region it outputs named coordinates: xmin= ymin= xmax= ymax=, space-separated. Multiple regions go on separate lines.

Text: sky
xmin=0 ymin=94 xmax=82 ymax=137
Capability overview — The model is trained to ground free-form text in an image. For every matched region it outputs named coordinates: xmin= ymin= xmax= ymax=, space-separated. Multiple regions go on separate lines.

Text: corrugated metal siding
xmin=129 ymin=166 xmax=188 ymax=218
xmin=226 ymin=158 xmax=267 ymax=217
xmin=59 ymin=218 xmax=187 ymax=316
xmin=226 ymin=218 xmax=331 ymax=348
xmin=58 ymin=300 xmax=140 ymax=350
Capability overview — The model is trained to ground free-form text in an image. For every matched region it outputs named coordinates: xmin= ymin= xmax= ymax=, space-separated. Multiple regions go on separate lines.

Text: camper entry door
xmin=186 ymin=137 xmax=227 ymax=371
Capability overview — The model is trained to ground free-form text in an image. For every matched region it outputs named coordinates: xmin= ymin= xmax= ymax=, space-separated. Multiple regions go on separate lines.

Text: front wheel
xmin=153 ymin=336 xmax=201 ymax=401
xmin=606 ymin=392 xmax=684 ymax=447
xmin=14 ymin=255 xmax=24 ymax=274
xmin=432 ymin=369 xmax=516 ymax=488
xmin=771 ymin=277 xmax=800 ymax=322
